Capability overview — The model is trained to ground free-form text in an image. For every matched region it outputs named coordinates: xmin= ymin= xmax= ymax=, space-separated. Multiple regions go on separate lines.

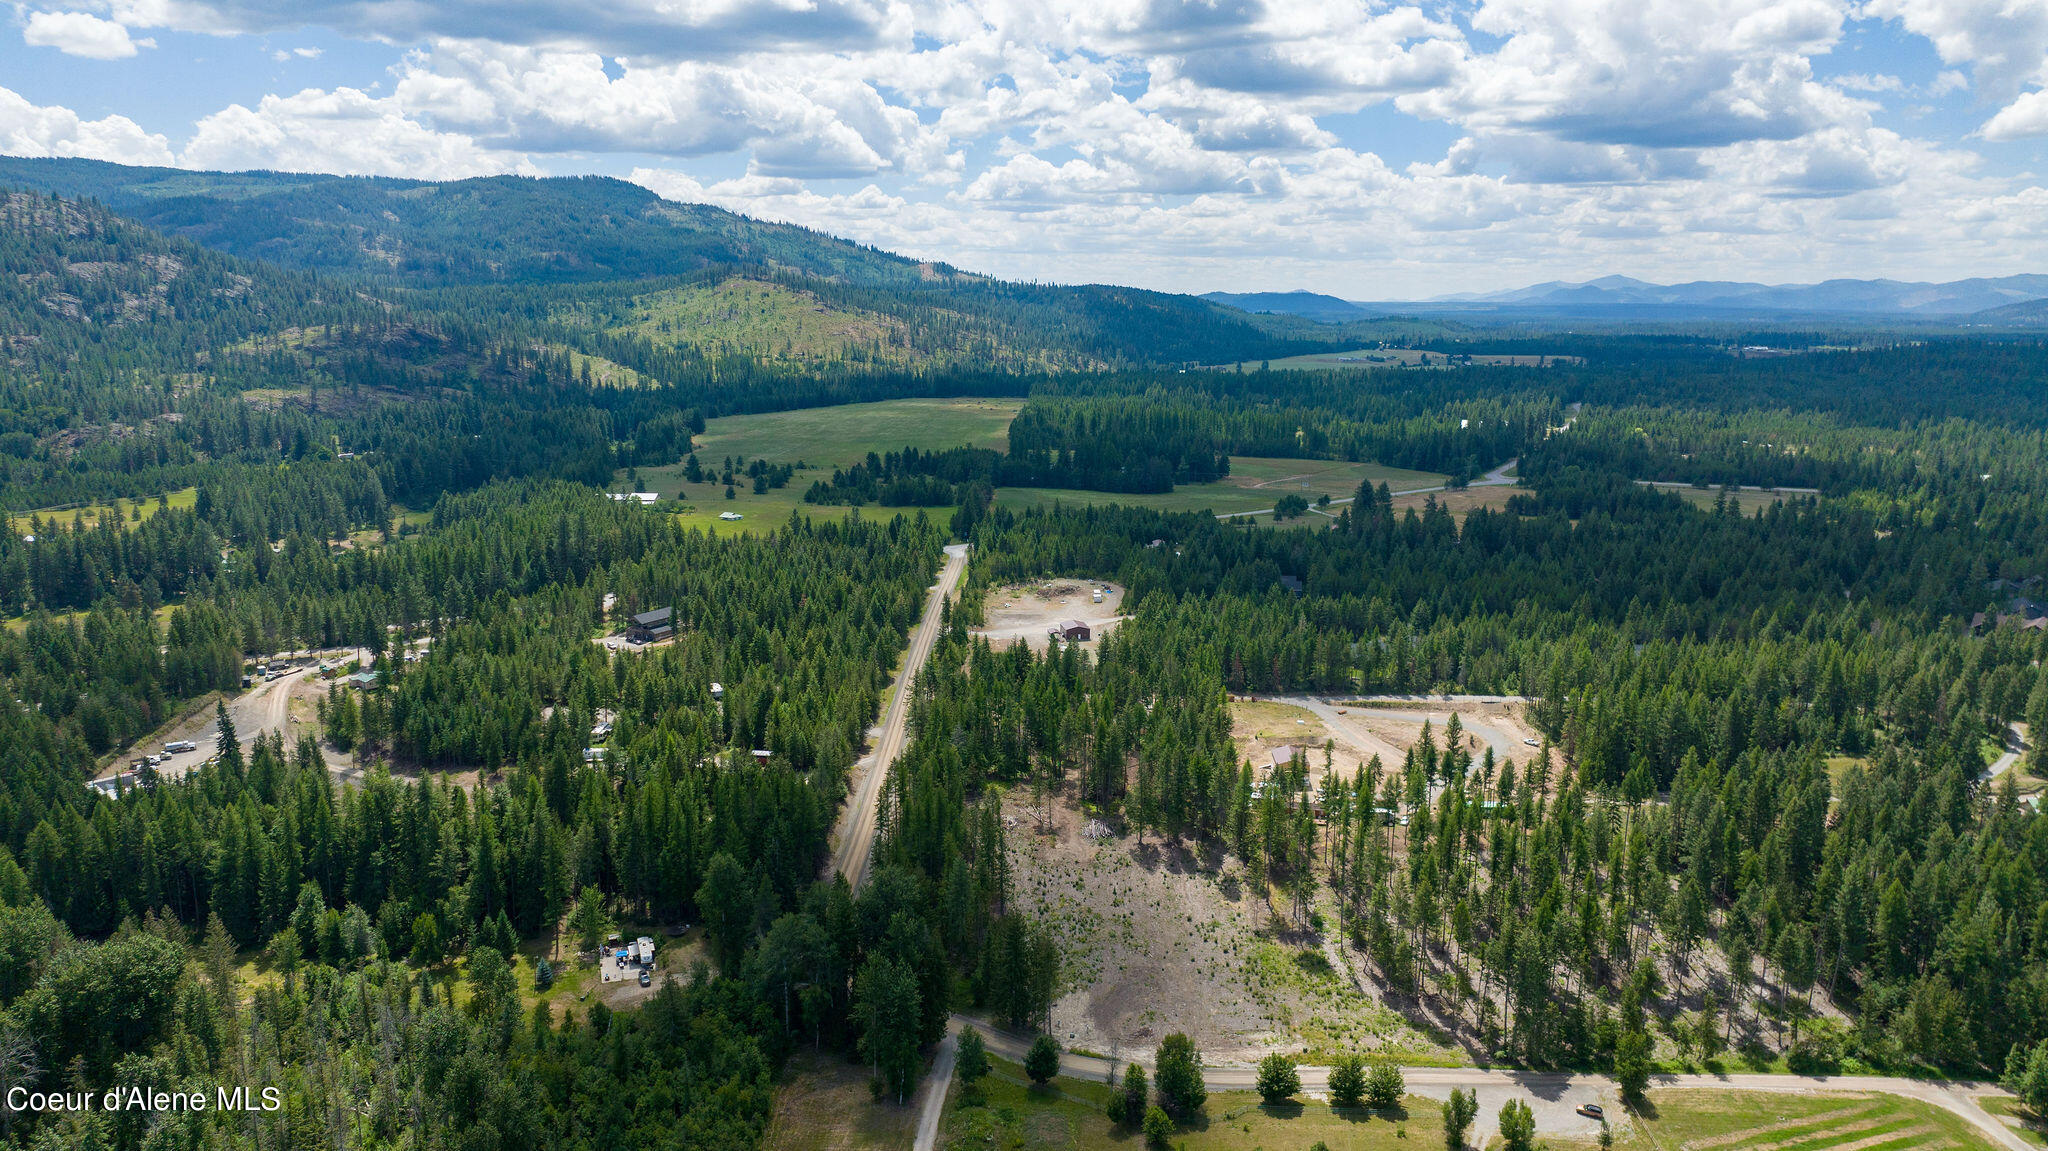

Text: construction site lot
xmin=1002 ymin=696 xmax=1597 ymax=1081
xmin=1001 ymin=785 xmax=1464 ymax=1071
xmin=1231 ymin=697 xmax=1545 ymax=789
xmin=939 ymin=1069 xmax=2000 ymax=1151
xmin=973 ymin=580 xmax=1127 ymax=655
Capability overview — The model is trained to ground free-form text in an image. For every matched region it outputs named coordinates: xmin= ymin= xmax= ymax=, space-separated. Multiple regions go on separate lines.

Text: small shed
xmin=1052 ymin=620 xmax=1091 ymax=642
xmin=627 ymin=606 xmax=674 ymax=644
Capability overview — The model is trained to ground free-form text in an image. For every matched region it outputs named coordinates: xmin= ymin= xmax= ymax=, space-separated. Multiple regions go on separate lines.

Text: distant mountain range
xmin=1207 ymin=274 xmax=2048 ymax=321
xmin=1199 ymin=291 xmax=1382 ymax=322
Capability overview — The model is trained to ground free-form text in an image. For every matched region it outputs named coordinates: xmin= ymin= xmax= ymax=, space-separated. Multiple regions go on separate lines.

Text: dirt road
xmin=1269 ymin=695 xmax=1527 ymax=769
xmin=959 ymin=1018 xmax=2027 ymax=1150
xmin=911 ymin=1024 xmax=960 ymax=1151
xmin=95 ymin=646 xmax=375 ymax=787
xmin=830 ymin=543 xmax=970 ymax=889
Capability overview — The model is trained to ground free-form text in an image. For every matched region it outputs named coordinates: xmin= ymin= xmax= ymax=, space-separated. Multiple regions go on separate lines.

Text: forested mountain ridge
xmin=0 ymin=157 xmax=1328 ymax=370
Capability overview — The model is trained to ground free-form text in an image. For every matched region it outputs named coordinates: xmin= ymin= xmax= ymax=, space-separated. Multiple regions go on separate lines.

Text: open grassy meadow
xmin=994 ymin=456 xmax=1446 ymax=523
xmin=8 ymin=485 xmax=198 ymax=535
xmin=607 ymin=396 xmax=1017 ymax=533
xmin=610 ymin=279 xmax=916 ymax=367
xmin=691 ymin=396 xmax=1023 ymax=467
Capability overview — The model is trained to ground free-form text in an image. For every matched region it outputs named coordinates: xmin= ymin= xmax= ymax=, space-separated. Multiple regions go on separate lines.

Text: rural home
xmin=1051 ymin=620 xmax=1091 ymax=643
xmin=627 ymin=607 xmax=674 ymax=644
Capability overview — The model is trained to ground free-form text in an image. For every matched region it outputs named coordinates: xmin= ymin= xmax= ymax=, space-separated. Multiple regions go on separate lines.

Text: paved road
xmin=830 ymin=543 xmax=970 ymax=889
xmin=958 ymin=1018 xmax=2027 ymax=1150
xmin=1216 ymin=458 xmax=1518 ymax=521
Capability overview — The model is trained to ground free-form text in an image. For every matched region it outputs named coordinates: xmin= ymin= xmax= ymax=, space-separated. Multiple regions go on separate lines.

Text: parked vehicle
xmin=1577 ymin=1104 xmax=1604 ymax=1120
xmin=638 ymin=969 xmax=651 ymax=987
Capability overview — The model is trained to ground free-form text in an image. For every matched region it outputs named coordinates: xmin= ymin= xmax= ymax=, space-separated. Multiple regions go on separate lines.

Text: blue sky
xmin=2 ymin=0 xmax=2046 ymax=298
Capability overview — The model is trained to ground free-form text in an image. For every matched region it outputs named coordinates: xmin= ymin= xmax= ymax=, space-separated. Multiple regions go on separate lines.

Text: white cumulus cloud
xmin=22 ymin=10 xmax=153 ymax=59
xmin=0 ymin=85 xmax=174 ymax=163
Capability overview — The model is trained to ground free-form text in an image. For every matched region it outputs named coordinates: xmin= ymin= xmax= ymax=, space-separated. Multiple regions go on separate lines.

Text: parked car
xmin=1524 ymin=738 xmax=1540 ymax=747
xmin=638 ymin=969 xmax=651 ymax=987
xmin=1576 ymin=1103 xmax=1604 ymax=1120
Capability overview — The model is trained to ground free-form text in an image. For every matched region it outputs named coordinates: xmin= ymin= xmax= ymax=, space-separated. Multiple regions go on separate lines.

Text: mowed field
xmin=938 ymin=1073 xmax=2005 ymax=1151
xmin=691 ymin=396 xmax=1022 ymax=465
xmin=994 ymin=457 xmax=1446 ymax=522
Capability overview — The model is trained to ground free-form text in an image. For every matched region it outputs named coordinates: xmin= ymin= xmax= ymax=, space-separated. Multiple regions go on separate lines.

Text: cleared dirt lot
xmin=972 ymin=580 xmax=1125 ymax=654
xmin=1235 ymin=696 xmax=1543 ymax=788
xmin=1006 ymin=788 xmax=1462 ymax=1069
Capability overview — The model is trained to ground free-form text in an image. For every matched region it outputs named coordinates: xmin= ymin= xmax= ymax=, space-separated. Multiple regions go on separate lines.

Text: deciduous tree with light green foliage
xmin=1366 ymin=1062 xmax=1406 ymax=1109
xmin=1498 ymin=1098 xmax=1537 ymax=1151
xmin=1442 ymin=1087 xmax=1477 ymax=1151
xmin=1142 ymin=1105 xmax=1173 ymax=1147
xmin=1327 ymin=1055 xmax=1365 ymax=1108
xmin=957 ymin=1027 xmax=990 ymax=1103
xmin=1154 ymin=1033 xmax=1206 ymax=1117
xmin=1256 ymin=1052 xmax=1299 ymax=1103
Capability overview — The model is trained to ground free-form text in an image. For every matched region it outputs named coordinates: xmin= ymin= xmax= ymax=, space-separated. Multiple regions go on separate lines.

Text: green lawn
xmin=1603 ymin=1088 xmax=2002 ymax=1151
xmin=940 ymin=1065 xmax=2002 ymax=1151
xmin=691 ymin=396 xmax=1023 ymax=467
xmin=1977 ymin=1096 xmax=2045 ymax=1148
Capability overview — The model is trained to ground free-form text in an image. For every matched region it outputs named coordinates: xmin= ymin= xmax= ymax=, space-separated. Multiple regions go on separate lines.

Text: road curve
xmin=955 ymin=1017 xmax=2027 ymax=1151
xmin=830 ymin=543 xmax=970 ymax=889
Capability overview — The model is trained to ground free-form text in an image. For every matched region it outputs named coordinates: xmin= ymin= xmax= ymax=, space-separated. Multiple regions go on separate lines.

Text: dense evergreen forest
xmin=4 ymin=158 xmax=2048 ymax=1150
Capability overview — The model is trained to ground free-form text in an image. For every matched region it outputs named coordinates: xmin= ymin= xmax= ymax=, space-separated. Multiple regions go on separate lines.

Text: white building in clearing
xmin=609 ymin=492 xmax=660 ymax=505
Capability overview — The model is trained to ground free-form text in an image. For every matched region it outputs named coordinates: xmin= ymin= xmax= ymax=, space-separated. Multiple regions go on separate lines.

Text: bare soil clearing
xmin=974 ymin=580 xmax=1126 ymax=655
xmin=1004 ymin=787 xmax=1460 ymax=1068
